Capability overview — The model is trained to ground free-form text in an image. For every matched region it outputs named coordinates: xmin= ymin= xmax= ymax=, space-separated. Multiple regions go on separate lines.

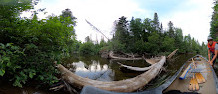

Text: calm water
xmin=62 ymin=55 xmax=151 ymax=81
xmin=61 ymin=54 xmax=195 ymax=90
xmin=1 ymin=54 xmax=214 ymax=94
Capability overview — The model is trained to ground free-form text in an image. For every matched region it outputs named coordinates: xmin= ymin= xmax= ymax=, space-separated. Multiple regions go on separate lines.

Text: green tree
xmin=168 ymin=21 xmax=175 ymax=38
xmin=153 ymin=13 xmax=160 ymax=32
xmin=0 ymin=0 xmax=32 ymax=44
xmin=112 ymin=16 xmax=130 ymax=52
xmin=129 ymin=17 xmax=143 ymax=41
xmin=60 ymin=8 xmax=77 ymax=26
xmin=0 ymin=1 xmax=77 ymax=87
xmin=184 ymin=34 xmax=192 ymax=52
xmin=141 ymin=18 xmax=154 ymax=42
xmin=145 ymin=32 xmax=160 ymax=54
xmin=210 ymin=0 xmax=218 ymax=41
xmin=174 ymin=28 xmax=184 ymax=52
xmin=85 ymin=36 xmax=92 ymax=42
xmin=161 ymin=36 xmax=175 ymax=52
xmin=79 ymin=42 xmax=97 ymax=55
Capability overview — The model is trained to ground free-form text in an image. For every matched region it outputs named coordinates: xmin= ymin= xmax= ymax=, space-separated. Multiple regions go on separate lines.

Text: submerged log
xmin=117 ymin=62 xmax=157 ymax=71
xmin=109 ymin=51 xmax=142 ymax=60
xmin=57 ymin=56 xmax=166 ymax=92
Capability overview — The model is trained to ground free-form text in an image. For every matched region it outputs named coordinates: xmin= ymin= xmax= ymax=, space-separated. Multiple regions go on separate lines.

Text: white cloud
xmin=21 ymin=0 xmax=146 ymax=42
xmin=21 ymin=0 xmax=213 ymax=44
xmin=161 ymin=0 xmax=213 ymax=43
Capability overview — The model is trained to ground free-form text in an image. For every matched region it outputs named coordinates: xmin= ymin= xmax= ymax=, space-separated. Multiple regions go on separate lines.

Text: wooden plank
xmin=179 ymin=64 xmax=192 ymax=80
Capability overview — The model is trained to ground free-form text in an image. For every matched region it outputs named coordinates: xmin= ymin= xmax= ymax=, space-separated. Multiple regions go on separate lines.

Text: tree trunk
xmin=57 ymin=56 xmax=166 ymax=92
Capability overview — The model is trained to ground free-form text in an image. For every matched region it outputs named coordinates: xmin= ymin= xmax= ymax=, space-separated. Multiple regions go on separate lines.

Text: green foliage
xmin=146 ymin=32 xmax=161 ymax=54
xmin=0 ymin=0 xmax=77 ymax=87
xmin=110 ymin=14 xmax=206 ymax=55
xmin=168 ymin=21 xmax=175 ymax=38
xmin=112 ymin=16 xmax=130 ymax=52
xmin=79 ymin=42 xmax=98 ymax=55
xmin=161 ymin=36 xmax=175 ymax=52
xmin=210 ymin=0 xmax=218 ymax=40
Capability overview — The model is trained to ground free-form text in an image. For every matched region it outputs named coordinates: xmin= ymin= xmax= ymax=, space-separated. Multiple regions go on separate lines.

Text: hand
xmin=208 ymin=60 xmax=210 ymax=63
xmin=210 ymin=61 xmax=213 ymax=66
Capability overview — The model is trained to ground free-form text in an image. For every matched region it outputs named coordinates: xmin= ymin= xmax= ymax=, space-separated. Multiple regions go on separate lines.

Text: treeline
xmin=0 ymin=1 xmax=78 ymax=87
xmin=79 ymin=13 xmax=207 ymax=56
xmin=210 ymin=0 xmax=218 ymax=40
xmin=0 ymin=0 xmax=209 ymax=88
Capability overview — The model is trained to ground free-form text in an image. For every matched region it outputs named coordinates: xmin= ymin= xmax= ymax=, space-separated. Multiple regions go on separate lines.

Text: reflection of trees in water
xmin=67 ymin=60 xmax=115 ymax=81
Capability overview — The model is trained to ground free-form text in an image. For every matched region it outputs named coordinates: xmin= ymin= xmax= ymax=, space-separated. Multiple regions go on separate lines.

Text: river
xmin=1 ymin=54 xmax=217 ymax=94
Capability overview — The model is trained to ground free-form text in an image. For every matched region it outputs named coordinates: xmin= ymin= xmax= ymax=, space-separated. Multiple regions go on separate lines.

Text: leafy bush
xmin=0 ymin=1 xmax=76 ymax=87
xmin=79 ymin=42 xmax=98 ymax=55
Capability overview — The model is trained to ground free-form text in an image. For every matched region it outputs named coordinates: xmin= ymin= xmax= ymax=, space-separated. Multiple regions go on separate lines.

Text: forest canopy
xmin=0 ymin=0 xmax=77 ymax=87
xmin=0 ymin=0 xmax=209 ymax=88
xmin=210 ymin=0 xmax=218 ymax=40
xmin=80 ymin=14 xmax=207 ymax=56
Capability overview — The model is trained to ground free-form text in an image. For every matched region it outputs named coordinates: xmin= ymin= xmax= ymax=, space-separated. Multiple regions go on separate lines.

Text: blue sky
xmin=136 ymin=0 xmax=185 ymax=15
xmin=22 ymin=0 xmax=214 ymax=43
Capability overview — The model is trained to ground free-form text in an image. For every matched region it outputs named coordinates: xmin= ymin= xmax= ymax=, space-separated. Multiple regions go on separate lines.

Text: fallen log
xmin=109 ymin=51 xmax=142 ymax=60
xmin=117 ymin=62 xmax=157 ymax=71
xmin=57 ymin=56 xmax=166 ymax=92
xmin=144 ymin=57 xmax=161 ymax=65
xmin=167 ymin=49 xmax=178 ymax=59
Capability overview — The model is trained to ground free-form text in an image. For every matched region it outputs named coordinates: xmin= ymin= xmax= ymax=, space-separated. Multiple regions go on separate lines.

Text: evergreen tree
xmin=153 ymin=13 xmax=160 ymax=32
xmin=130 ymin=17 xmax=143 ymax=41
xmin=60 ymin=8 xmax=77 ymax=26
xmin=168 ymin=21 xmax=175 ymax=38
xmin=160 ymin=23 xmax=163 ymax=33
xmin=210 ymin=0 xmax=218 ymax=41
xmin=113 ymin=16 xmax=130 ymax=52
xmin=85 ymin=36 xmax=92 ymax=42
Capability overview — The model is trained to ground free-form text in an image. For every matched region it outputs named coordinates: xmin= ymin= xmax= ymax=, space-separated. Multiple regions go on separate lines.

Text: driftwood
xmin=167 ymin=49 xmax=178 ymax=59
xmin=144 ymin=57 xmax=161 ymax=65
xmin=117 ymin=62 xmax=157 ymax=71
xmin=143 ymin=49 xmax=178 ymax=64
xmin=119 ymin=51 xmax=139 ymax=58
xmin=49 ymin=80 xmax=78 ymax=94
xmin=57 ymin=56 xmax=166 ymax=92
xmin=109 ymin=51 xmax=142 ymax=60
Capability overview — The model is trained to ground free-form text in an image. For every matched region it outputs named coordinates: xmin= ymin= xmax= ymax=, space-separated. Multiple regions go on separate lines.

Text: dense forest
xmin=0 ymin=0 xmax=214 ymax=89
xmin=0 ymin=0 xmax=78 ymax=87
xmin=210 ymin=0 xmax=218 ymax=40
xmin=79 ymin=14 xmax=207 ymax=56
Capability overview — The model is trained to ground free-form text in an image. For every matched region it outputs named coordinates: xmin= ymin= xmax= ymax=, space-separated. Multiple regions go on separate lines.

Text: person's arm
xmin=210 ymin=50 xmax=217 ymax=65
xmin=210 ymin=44 xmax=218 ymax=65
xmin=208 ymin=49 xmax=211 ymax=62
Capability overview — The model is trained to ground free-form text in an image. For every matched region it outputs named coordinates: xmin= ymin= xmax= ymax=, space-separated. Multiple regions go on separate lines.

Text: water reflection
xmin=67 ymin=61 xmax=115 ymax=81
xmin=62 ymin=55 xmax=154 ymax=81
xmin=62 ymin=55 xmax=150 ymax=81
xmin=0 ymin=54 xmax=197 ymax=94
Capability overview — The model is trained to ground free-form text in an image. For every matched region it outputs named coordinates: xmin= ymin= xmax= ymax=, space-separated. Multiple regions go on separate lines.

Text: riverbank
xmin=0 ymin=54 xmax=217 ymax=94
xmin=0 ymin=78 xmax=64 ymax=94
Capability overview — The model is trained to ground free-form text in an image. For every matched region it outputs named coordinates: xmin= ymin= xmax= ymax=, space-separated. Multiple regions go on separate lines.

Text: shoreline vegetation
xmin=0 ymin=0 xmax=217 ymax=93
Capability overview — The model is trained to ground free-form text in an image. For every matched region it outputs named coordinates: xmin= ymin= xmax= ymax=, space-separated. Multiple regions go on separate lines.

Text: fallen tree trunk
xmin=117 ymin=62 xmax=157 ymax=71
xmin=109 ymin=51 xmax=142 ymax=60
xmin=57 ymin=56 xmax=166 ymax=92
xmin=144 ymin=56 xmax=161 ymax=65
xmin=167 ymin=49 xmax=178 ymax=59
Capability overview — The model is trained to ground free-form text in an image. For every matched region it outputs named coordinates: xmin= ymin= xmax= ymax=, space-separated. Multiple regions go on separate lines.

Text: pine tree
xmin=60 ymin=8 xmax=77 ymax=26
xmin=168 ymin=21 xmax=175 ymax=38
xmin=153 ymin=13 xmax=160 ymax=32
xmin=210 ymin=0 xmax=218 ymax=40
xmin=112 ymin=16 xmax=130 ymax=52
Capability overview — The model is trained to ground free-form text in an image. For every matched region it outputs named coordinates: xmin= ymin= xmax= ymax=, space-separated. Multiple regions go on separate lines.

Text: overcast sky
xmin=22 ymin=0 xmax=214 ymax=43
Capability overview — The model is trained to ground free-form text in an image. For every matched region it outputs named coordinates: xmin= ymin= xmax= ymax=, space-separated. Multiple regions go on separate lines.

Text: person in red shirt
xmin=207 ymin=37 xmax=218 ymax=67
